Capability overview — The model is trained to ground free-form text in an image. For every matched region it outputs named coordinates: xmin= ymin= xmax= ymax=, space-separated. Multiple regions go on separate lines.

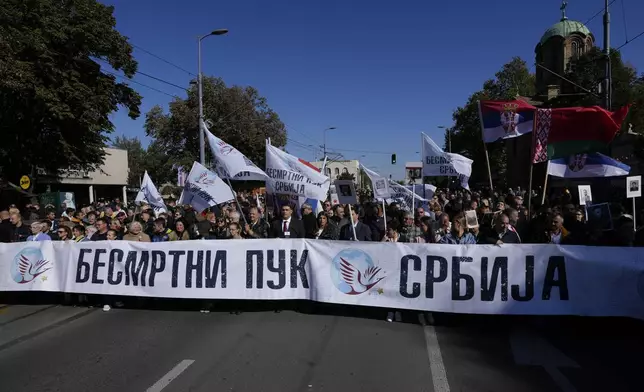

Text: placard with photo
xmin=333 ymin=180 xmax=358 ymax=205
xmin=577 ymin=185 xmax=592 ymax=206
xmin=626 ymin=175 xmax=641 ymax=198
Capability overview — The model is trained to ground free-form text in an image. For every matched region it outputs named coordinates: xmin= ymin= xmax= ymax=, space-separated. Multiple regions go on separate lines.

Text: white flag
xmin=421 ymin=132 xmax=472 ymax=190
xmin=203 ymin=121 xmax=268 ymax=181
xmin=178 ymin=162 xmax=235 ymax=212
xmin=386 ymin=180 xmax=428 ymax=211
xmin=135 ymin=171 xmax=167 ymax=213
xmin=265 ymin=144 xmax=330 ymax=200
xmin=405 ymin=184 xmax=437 ymax=200
xmin=359 ymin=164 xmax=391 ymax=199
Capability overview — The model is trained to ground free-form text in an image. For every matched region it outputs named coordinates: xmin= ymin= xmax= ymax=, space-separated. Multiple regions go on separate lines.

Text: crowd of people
xmin=1 ymin=186 xmax=641 ymax=314
xmin=1 ymin=187 xmax=642 ymax=247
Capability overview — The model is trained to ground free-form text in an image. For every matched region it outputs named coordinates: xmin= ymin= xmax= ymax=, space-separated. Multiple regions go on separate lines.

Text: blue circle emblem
xmin=11 ymin=247 xmax=50 ymax=284
xmin=330 ymin=249 xmax=384 ymax=295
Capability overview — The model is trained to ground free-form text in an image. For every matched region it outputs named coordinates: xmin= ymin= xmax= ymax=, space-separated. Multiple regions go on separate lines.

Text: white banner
xmin=178 ymin=162 xmax=235 ymax=212
xmin=265 ymin=144 xmax=330 ymax=200
xmin=360 ymin=164 xmax=391 ymax=199
xmin=2 ymin=241 xmax=643 ymax=320
xmin=204 ymin=121 xmax=268 ymax=181
xmin=421 ymin=133 xmax=472 ymax=189
xmin=135 ymin=171 xmax=167 ymax=213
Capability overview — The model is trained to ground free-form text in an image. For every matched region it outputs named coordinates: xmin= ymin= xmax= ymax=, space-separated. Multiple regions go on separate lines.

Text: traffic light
xmin=391 ymin=153 xmax=396 ymax=164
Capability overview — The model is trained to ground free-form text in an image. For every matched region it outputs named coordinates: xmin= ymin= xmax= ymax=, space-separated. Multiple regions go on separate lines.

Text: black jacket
xmin=302 ymin=213 xmax=318 ymax=239
xmin=270 ymin=218 xmax=305 ymax=238
xmin=339 ymin=221 xmax=372 ymax=241
xmin=0 ymin=219 xmax=12 ymax=243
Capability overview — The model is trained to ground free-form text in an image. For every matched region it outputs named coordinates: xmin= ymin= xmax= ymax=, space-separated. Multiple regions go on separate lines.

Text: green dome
xmin=539 ymin=19 xmax=592 ymax=45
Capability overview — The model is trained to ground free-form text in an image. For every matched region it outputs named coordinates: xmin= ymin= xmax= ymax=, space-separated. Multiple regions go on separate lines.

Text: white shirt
xmin=282 ymin=217 xmax=292 ymax=231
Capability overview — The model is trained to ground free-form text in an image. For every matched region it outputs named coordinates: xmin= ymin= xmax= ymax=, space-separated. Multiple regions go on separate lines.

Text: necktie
xmin=283 ymin=221 xmax=288 ymax=233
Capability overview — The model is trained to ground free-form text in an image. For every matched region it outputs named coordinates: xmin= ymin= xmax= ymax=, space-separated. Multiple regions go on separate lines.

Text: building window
xmin=325 ymin=168 xmax=331 ymax=176
xmin=571 ymin=41 xmax=580 ymax=59
xmin=342 ymin=168 xmax=348 ymax=174
xmin=334 ymin=168 xmax=339 ymax=176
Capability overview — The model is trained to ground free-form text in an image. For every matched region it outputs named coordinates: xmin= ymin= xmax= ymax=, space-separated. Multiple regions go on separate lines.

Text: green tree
xmin=448 ymin=57 xmax=535 ymax=187
xmin=145 ymin=76 xmax=286 ymax=172
xmin=112 ymin=136 xmax=146 ymax=187
xmin=337 ymin=172 xmax=356 ymax=181
xmin=0 ymin=0 xmax=141 ymax=183
xmin=144 ymin=139 xmax=175 ymax=186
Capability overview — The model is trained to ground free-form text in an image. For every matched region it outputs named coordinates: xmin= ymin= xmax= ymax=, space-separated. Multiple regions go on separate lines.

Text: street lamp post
xmin=437 ymin=125 xmax=450 ymax=152
xmin=198 ymin=29 xmax=228 ymax=165
xmin=322 ymin=126 xmax=337 ymax=160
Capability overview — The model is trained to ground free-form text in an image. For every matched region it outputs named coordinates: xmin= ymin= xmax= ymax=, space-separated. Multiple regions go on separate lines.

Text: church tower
xmin=534 ymin=1 xmax=595 ymax=100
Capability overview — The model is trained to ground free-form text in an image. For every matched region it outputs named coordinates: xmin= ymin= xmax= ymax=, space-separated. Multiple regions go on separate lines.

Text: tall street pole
xmin=198 ymin=29 xmax=229 ymax=165
xmin=603 ymin=0 xmax=611 ymax=110
xmin=322 ymin=126 xmax=336 ymax=160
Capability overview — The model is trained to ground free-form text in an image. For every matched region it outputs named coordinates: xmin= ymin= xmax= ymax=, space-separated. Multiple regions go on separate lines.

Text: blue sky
xmin=104 ymin=0 xmax=644 ymax=179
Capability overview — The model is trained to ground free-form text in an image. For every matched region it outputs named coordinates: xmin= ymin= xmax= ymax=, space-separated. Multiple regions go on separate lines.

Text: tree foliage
xmin=337 ymin=172 xmax=356 ymax=181
xmin=0 ymin=0 xmax=141 ymax=182
xmin=448 ymin=57 xmax=535 ymax=187
xmin=112 ymin=136 xmax=145 ymax=187
xmin=145 ymin=76 xmax=287 ymax=172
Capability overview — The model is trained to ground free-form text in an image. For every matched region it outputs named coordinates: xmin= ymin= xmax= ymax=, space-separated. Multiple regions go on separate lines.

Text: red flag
xmin=532 ymin=105 xmax=630 ymax=163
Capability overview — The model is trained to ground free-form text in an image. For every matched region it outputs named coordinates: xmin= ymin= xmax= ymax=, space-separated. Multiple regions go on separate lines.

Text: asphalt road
xmin=0 ymin=300 xmax=643 ymax=392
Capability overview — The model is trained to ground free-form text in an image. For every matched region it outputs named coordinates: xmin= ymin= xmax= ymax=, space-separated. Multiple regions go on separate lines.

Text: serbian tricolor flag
xmin=478 ymin=100 xmax=536 ymax=143
xmin=532 ymin=105 xmax=630 ymax=163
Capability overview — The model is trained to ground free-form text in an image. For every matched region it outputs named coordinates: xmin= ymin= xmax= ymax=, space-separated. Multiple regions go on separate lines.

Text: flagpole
xmin=477 ymin=101 xmax=494 ymax=194
xmin=527 ymin=118 xmax=536 ymax=219
xmin=348 ymin=204 xmax=358 ymax=241
xmin=541 ymin=161 xmax=550 ymax=205
xmin=382 ymin=199 xmax=387 ymax=235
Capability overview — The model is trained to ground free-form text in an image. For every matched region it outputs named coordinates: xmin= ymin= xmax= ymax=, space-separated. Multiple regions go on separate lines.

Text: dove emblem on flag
xmin=330 ymin=249 xmax=385 ymax=295
xmin=10 ymin=248 xmax=52 ymax=284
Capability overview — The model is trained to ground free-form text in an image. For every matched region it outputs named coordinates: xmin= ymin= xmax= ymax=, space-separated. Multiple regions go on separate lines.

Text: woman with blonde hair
xmin=122 ymin=221 xmax=151 ymax=242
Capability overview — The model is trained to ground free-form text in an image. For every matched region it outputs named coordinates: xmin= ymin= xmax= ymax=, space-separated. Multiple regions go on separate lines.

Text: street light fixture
xmin=322 ymin=126 xmax=337 ymax=160
xmin=198 ymin=28 xmax=229 ymax=165
xmin=437 ymin=125 xmax=450 ymax=152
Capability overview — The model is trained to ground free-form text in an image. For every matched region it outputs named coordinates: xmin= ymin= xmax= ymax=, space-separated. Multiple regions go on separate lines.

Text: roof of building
xmin=539 ymin=19 xmax=592 ymax=45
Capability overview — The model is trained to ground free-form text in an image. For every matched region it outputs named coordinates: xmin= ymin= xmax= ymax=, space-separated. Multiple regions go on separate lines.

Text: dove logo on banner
xmin=265 ymin=144 xmax=330 ymax=200
xmin=421 ymin=132 xmax=472 ymax=190
xmin=360 ymin=164 xmax=391 ymax=199
xmin=135 ymin=171 xmax=167 ymax=213
xmin=178 ymin=162 xmax=235 ymax=212
xmin=203 ymin=121 xmax=268 ymax=181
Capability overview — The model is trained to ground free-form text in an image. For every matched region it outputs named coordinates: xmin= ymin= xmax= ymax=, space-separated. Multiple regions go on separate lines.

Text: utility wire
xmin=137 ymin=71 xmax=188 ymax=91
xmin=131 ymin=43 xmax=196 ymax=76
xmin=103 ymin=70 xmax=182 ymax=99
xmin=616 ymin=30 xmax=644 ymax=50
xmin=620 ymin=0 xmax=629 ymax=42
xmin=583 ymin=0 xmax=617 ymax=25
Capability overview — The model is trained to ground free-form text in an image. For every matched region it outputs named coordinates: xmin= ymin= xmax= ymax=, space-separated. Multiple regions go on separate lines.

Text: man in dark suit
xmin=339 ymin=205 xmax=372 ymax=241
xmin=270 ymin=204 xmax=305 ymax=238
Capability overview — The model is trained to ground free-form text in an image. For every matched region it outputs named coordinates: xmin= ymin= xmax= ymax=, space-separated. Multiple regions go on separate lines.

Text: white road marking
xmin=418 ymin=313 xmax=450 ymax=392
xmin=146 ymin=359 xmax=195 ymax=392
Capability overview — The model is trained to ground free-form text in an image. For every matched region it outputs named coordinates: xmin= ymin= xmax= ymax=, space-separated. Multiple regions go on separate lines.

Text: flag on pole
xmin=547 ymin=153 xmax=630 ymax=178
xmin=135 ymin=171 xmax=167 ymax=213
xmin=421 ymin=132 xmax=472 ymax=190
xmin=203 ymin=121 xmax=268 ymax=181
xmin=405 ymin=184 xmax=437 ymax=200
xmin=178 ymin=162 xmax=235 ymax=212
xmin=386 ymin=180 xmax=429 ymax=211
xmin=532 ymin=105 xmax=630 ymax=163
xmin=478 ymin=100 xmax=536 ymax=143
xmin=359 ymin=164 xmax=391 ymax=199
xmin=265 ymin=143 xmax=330 ymax=200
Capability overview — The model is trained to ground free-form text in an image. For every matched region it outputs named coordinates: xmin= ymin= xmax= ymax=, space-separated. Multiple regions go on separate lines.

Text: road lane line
xmin=146 ymin=359 xmax=195 ymax=392
xmin=419 ymin=313 xmax=450 ymax=392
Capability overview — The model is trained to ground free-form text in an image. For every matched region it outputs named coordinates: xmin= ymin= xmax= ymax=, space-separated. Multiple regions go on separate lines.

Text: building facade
xmin=36 ymin=148 xmax=129 ymax=206
xmin=311 ymin=160 xmax=361 ymax=188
